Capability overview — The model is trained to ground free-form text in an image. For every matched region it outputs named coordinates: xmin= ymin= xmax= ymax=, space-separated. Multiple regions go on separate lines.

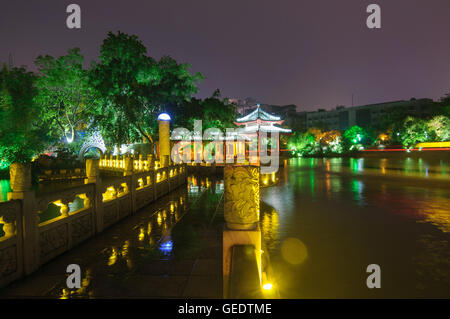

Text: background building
xmin=306 ymin=98 xmax=435 ymax=130
xmin=231 ymin=97 xmax=438 ymax=133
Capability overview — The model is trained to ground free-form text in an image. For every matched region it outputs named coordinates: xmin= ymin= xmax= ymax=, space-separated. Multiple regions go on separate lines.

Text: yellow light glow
xmin=157 ymin=213 xmax=162 ymax=226
xmin=108 ymin=247 xmax=118 ymax=266
xmin=138 ymin=228 xmax=145 ymax=241
xmin=262 ymin=283 xmax=273 ymax=290
xmin=415 ymin=141 xmax=450 ymax=148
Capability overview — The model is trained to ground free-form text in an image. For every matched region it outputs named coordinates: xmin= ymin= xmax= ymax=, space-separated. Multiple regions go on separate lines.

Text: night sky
xmin=1 ymin=0 xmax=450 ymax=111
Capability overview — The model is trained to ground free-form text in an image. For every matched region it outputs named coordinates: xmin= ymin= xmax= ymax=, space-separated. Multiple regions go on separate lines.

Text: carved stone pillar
xmin=224 ymin=165 xmax=260 ymax=230
xmin=8 ymin=164 xmax=37 ymax=274
xmin=160 ymin=155 xmax=169 ymax=168
xmin=9 ymin=163 xmax=31 ymax=192
xmin=84 ymin=158 xmax=103 ymax=233
xmin=85 ymin=159 xmax=99 ymax=183
xmin=147 ymin=154 xmax=154 ymax=169
xmin=124 ymin=155 xmax=134 ymax=176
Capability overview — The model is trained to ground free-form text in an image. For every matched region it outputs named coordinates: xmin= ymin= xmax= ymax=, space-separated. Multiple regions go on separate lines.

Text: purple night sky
xmin=1 ymin=0 xmax=450 ymax=111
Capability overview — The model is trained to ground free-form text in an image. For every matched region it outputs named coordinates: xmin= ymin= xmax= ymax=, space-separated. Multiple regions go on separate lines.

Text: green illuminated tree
xmin=35 ymin=48 xmax=94 ymax=146
xmin=287 ymin=132 xmax=316 ymax=155
xmin=0 ymin=66 xmax=52 ymax=165
xmin=394 ymin=116 xmax=429 ymax=148
xmin=342 ymin=125 xmax=374 ymax=151
xmin=427 ymin=115 xmax=450 ymax=141
xmin=90 ymin=31 xmax=202 ymax=147
xmin=173 ymin=89 xmax=236 ymax=131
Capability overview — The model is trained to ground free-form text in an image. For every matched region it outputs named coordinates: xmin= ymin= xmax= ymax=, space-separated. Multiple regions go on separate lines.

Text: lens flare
xmin=281 ymin=237 xmax=308 ymax=265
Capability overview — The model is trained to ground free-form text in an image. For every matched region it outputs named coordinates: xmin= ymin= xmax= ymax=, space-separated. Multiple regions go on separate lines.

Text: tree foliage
xmin=342 ymin=125 xmax=375 ymax=150
xmin=90 ymin=31 xmax=202 ymax=146
xmin=0 ymin=66 xmax=52 ymax=164
xmin=427 ymin=115 xmax=450 ymax=142
xmin=287 ymin=131 xmax=316 ymax=156
xmin=391 ymin=116 xmax=428 ymax=148
xmin=34 ymin=48 xmax=94 ymax=146
xmin=173 ymin=89 xmax=236 ymax=132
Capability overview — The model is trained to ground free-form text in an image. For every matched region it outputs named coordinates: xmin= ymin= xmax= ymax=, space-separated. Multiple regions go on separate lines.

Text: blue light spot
xmin=159 ymin=240 xmax=173 ymax=255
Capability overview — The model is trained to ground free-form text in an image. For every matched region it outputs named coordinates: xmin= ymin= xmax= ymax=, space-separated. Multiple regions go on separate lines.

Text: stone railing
xmin=37 ymin=168 xmax=86 ymax=182
xmin=0 ymin=200 xmax=23 ymax=288
xmin=0 ymin=160 xmax=187 ymax=288
xmin=99 ymin=154 xmax=162 ymax=173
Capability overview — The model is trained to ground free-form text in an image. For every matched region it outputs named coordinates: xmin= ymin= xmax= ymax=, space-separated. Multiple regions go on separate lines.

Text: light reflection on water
xmin=260 ymin=157 xmax=450 ymax=298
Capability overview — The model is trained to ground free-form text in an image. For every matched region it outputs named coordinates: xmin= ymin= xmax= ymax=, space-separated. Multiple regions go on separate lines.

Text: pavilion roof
xmin=241 ymin=124 xmax=292 ymax=134
xmin=235 ymin=104 xmax=281 ymax=123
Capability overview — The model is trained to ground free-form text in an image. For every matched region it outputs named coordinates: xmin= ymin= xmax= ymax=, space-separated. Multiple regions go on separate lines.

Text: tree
xmin=90 ymin=31 xmax=156 ymax=146
xmin=35 ymin=48 xmax=94 ymax=146
xmin=174 ymin=89 xmax=236 ymax=132
xmin=342 ymin=125 xmax=373 ymax=151
xmin=287 ymin=132 xmax=316 ymax=156
xmin=90 ymin=31 xmax=202 ymax=147
xmin=0 ymin=66 xmax=52 ymax=165
xmin=307 ymin=127 xmax=324 ymax=141
xmin=320 ymin=130 xmax=342 ymax=153
xmin=320 ymin=130 xmax=341 ymax=145
xmin=427 ymin=115 xmax=450 ymax=141
xmin=395 ymin=116 xmax=429 ymax=148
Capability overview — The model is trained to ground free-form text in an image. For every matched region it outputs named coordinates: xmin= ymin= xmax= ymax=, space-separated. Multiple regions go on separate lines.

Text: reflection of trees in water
xmin=260 ymin=201 xmax=279 ymax=252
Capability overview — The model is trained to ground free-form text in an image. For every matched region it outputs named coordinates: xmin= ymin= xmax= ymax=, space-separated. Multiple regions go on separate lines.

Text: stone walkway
xmin=0 ymin=180 xmax=224 ymax=298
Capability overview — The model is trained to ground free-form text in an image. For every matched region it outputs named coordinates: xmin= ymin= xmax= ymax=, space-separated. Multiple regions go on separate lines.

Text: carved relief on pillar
xmin=224 ymin=166 xmax=260 ymax=230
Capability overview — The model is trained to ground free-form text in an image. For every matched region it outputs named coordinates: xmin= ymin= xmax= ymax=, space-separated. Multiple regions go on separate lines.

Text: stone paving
xmin=0 ymin=177 xmax=224 ymax=298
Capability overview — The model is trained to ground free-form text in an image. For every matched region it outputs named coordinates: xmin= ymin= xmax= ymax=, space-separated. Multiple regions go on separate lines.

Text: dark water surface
xmin=260 ymin=157 xmax=450 ymax=298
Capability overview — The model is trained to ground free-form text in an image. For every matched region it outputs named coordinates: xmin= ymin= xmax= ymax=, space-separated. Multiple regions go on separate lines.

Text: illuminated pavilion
xmin=170 ymin=104 xmax=292 ymax=163
xmin=233 ymin=104 xmax=292 ymax=159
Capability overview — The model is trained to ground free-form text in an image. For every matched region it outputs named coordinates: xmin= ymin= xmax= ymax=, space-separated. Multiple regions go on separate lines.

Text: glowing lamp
xmin=263 ymin=283 xmax=273 ymax=290
xmin=157 ymin=113 xmax=171 ymax=121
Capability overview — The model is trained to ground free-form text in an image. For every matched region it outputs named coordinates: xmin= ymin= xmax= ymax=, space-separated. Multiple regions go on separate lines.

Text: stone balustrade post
xmin=161 ymin=155 xmax=169 ymax=168
xmin=85 ymin=159 xmax=104 ymax=233
xmin=147 ymin=154 xmax=154 ymax=170
xmin=222 ymin=165 xmax=262 ymax=297
xmin=224 ymin=166 xmax=260 ymax=230
xmin=124 ymin=155 xmax=137 ymax=213
xmin=124 ymin=155 xmax=134 ymax=176
xmin=7 ymin=163 xmax=39 ymax=275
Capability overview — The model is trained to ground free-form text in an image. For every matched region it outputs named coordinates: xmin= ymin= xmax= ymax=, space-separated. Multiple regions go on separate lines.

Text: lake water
xmin=260 ymin=157 xmax=450 ymax=298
